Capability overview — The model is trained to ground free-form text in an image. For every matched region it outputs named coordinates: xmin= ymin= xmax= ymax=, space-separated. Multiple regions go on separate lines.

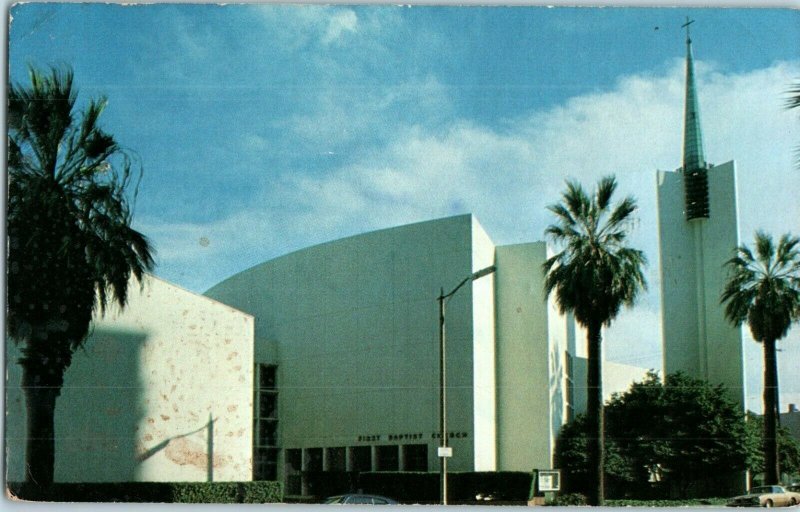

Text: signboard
xmin=437 ymin=447 xmax=453 ymax=458
xmin=538 ymin=470 xmax=561 ymax=492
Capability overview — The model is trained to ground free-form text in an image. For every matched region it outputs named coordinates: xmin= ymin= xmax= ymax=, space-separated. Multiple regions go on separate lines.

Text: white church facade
xmin=6 ymin=32 xmax=745 ymax=495
xmin=6 ymin=214 xmax=648 ymax=491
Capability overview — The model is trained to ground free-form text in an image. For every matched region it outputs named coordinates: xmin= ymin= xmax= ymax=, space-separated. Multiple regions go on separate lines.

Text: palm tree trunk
xmin=586 ymin=320 xmax=604 ymax=506
xmin=763 ymin=338 xmax=780 ymax=485
xmin=21 ymin=363 xmax=60 ymax=486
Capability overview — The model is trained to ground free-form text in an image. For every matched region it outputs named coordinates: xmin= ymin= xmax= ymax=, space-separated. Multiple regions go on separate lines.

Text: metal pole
xmin=436 ymin=266 xmax=494 ymax=506
xmin=438 ymin=289 xmax=448 ymax=505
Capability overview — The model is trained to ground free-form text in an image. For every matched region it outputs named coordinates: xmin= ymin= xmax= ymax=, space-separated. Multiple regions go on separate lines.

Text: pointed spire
xmin=682 ymin=18 xmax=706 ymax=173
xmin=681 ymin=18 xmax=710 ymax=220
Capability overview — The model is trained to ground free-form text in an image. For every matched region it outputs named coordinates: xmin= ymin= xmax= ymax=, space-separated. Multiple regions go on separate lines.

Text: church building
xmin=656 ymin=23 xmax=747 ymax=407
xmin=5 ymin=28 xmax=748 ymax=497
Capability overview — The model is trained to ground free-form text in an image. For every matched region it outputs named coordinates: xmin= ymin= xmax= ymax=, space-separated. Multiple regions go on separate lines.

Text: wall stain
xmin=165 ymin=437 xmax=229 ymax=470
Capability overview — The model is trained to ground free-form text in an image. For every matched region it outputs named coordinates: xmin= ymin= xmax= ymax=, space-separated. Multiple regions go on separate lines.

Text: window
xmin=351 ymin=446 xmax=371 ymax=472
xmin=376 ymin=445 xmax=399 ymax=471
xmin=259 ymin=393 xmax=277 ymax=419
xmin=349 ymin=496 xmax=373 ymax=505
xmin=327 ymin=447 xmax=346 ymax=472
xmin=254 ymin=447 xmax=278 ymax=480
xmin=260 ymin=365 xmax=276 ymax=389
xmin=254 ymin=364 xmax=278 ymax=480
xmin=305 ymin=448 xmax=323 ymax=472
xmin=285 ymin=449 xmax=302 ymax=495
xmin=403 ymin=444 xmax=428 ymax=471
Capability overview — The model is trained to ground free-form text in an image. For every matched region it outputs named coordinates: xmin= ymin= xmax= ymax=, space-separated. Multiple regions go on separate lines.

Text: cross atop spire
xmin=682 ymin=17 xmax=706 ymax=174
xmin=682 ymin=16 xmax=694 ymax=44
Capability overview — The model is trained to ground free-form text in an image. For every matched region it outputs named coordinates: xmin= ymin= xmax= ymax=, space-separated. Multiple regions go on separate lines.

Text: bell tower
xmin=656 ymin=20 xmax=747 ymax=407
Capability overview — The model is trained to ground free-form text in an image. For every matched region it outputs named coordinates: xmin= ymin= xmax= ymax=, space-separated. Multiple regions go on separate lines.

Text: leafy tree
xmin=745 ymin=414 xmax=800 ymax=482
xmin=554 ymin=413 xmax=634 ymax=498
xmin=721 ymin=231 xmax=800 ymax=485
xmin=543 ymin=176 xmax=647 ymax=505
xmin=556 ymin=372 xmax=755 ymax=499
xmin=7 ymin=66 xmax=154 ymax=485
xmin=606 ymin=372 xmax=753 ymax=497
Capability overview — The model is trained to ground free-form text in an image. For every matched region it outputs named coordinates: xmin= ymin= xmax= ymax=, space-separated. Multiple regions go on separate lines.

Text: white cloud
xmin=143 ymin=59 xmax=800 ymax=402
xmin=281 ymin=75 xmax=452 ymax=150
xmin=322 ymin=10 xmax=358 ymax=45
xmin=253 ymin=5 xmax=366 ymax=48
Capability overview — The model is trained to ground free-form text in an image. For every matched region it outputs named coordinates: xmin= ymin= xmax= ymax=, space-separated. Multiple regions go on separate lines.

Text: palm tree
xmin=721 ymin=231 xmax=800 ymax=485
xmin=787 ymin=82 xmax=800 ymax=111
xmin=7 ymin=66 xmax=154 ymax=485
xmin=787 ymin=81 xmax=800 ymax=168
xmin=543 ymin=176 xmax=647 ymax=506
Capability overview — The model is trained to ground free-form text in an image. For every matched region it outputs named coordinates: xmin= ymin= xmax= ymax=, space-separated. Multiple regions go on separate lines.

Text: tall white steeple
xmin=656 ymin=21 xmax=747 ymax=408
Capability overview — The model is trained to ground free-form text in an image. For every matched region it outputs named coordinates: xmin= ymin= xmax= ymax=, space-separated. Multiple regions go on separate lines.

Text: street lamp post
xmin=438 ymin=265 xmax=496 ymax=505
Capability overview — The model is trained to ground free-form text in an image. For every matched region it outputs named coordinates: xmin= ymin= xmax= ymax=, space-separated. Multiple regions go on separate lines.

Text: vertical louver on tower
xmin=682 ymin=29 xmax=710 ymax=220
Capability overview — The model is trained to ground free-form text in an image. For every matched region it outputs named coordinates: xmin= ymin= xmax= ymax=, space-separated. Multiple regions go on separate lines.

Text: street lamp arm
xmin=439 ymin=265 xmax=497 ymax=301
xmin=440 ymin=277 xmax=471 ymax=301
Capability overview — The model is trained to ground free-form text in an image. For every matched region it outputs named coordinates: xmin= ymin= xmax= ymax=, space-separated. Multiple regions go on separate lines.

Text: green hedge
xmin=7 ymin=481 xmax=282 ymax=503
xmin=605 ymin=498 xmax=729 ymax=507
xmin=358 ymin=471 xmax=533 ymax=504
xmin=546 ymin=495 xmax=730 ymax=507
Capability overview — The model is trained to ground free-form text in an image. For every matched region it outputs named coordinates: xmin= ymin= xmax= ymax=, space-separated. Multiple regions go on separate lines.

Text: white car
xmin=728 ymin=485 xmax=800 ymax=507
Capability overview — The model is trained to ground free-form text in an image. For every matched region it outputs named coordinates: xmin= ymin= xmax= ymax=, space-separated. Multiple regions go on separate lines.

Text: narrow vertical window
xmin=254 ymin=364 xmax=278 ymax=480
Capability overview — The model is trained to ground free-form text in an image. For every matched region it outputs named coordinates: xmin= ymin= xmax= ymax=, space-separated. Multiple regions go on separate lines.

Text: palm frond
xmin=721 ymin=230 xmax=800 ymax=343
xmin=7 ymin=65 xmax=155 ymax=357
xmin=755 ymin=231 xmax=775 ymax=266
xmin=542 ymin=175 xmax=647 ymax=327
xmin=785 ymin=81 xmax=800 ymax=111
xmin=595 ymin=175 xmax=617 ymax=211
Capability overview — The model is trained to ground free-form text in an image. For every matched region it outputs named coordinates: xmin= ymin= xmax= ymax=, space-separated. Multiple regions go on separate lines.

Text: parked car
xmin=727 ymin=485 xmax=800 ymax=507
xmin=324 ymin=494 xmax=398 ymax=505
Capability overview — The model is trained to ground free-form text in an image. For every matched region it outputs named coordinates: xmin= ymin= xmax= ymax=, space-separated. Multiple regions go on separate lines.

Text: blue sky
xmin=9 ymin=5 xmax=800 ymax=412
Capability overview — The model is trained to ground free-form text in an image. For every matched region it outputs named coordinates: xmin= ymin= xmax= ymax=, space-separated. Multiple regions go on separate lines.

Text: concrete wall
xmin=205 ymin=215 xmax=482 ymax=476
xmin=471 ymin=218 xmax=497 ymax=471
xmin=494 ymin=242 xmax=557 ymax=471
xmin=657 ymin=162 xmax=746 ymax=406
xmin=6 ymin=275 xmax=255 ymax=482
xmin=570 ymin=357 xmax=650 ymax=415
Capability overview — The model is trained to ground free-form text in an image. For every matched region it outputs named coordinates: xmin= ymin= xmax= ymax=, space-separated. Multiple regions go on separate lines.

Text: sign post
xmin=537 ymin=469 xmax=561 ymax=505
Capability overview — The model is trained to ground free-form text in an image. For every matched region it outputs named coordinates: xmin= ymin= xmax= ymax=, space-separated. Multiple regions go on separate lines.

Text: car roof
xmin=328 ymin=494 xmax=394 ymax=499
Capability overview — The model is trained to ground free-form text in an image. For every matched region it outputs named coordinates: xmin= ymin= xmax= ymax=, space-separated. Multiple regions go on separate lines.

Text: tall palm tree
xmin=721 ymin=231 xmax=800 ymax=485
xmin=543 ymin=176 xmax=647 ymax=506
xmin=7 ymin=66 xmax=154 ymax=485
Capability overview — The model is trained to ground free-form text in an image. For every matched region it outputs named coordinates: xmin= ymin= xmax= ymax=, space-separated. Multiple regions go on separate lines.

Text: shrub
xmin=556 ymin=372 xmax=754 ymax=499
xmin=605 ymin=498 xmax=728 ymax=507
xmin=7 ymin=481 xmax=282 ymax=503
xmin=547 ymin=493 xmax=588 ymax=506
